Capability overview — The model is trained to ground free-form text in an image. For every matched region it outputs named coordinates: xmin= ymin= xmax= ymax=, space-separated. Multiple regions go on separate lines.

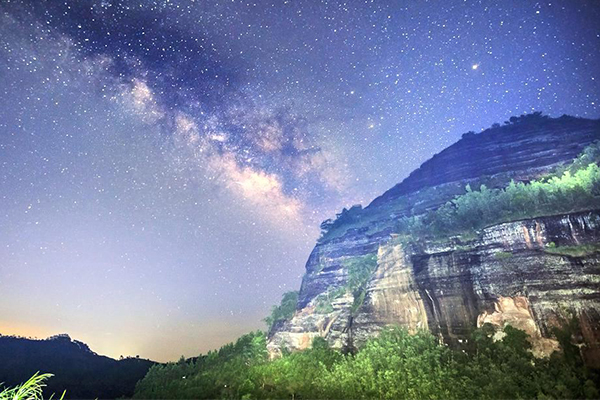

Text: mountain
xmin=267 ymin=113 xmax=600 ymax=367
xmin=0 ymin=334 xmax=156 ymax=399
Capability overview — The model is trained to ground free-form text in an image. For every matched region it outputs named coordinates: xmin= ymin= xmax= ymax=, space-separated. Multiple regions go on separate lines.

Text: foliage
xmin=397 ymin=144 xmax=600 ymax=238
xmin=134 ymin=323 xmax=600 ymax=399
xmin=134 ymin=331 xmax=268 ymax=399
xmin=544 ymin=243 xmax=600 ymax=257
xmin=494 ymin=251 xmax=513 ymax=260
xmin=0 ymin=373 xmax=64 ymax=400
xmin=345 ymin=254 xmax=378 ymax=313
xmin=316 ymin=328 xmax=458 ymax=399
xmin=312 ymin=254 xmax=378 ymax=314
xmin=319 ymin=131 xmax=599 ymax=244
xmin=314 ymin=286 xmax=345 ymax=314
xmin=319 ymin=205 xmax=363 ymax=239
xmin=264 ymin=291 xmax=299 ymax=331
xmin=556 ymin=140 xmax=600 ymax=177
xmin=504 ymin=110 xmax=550 ymax=125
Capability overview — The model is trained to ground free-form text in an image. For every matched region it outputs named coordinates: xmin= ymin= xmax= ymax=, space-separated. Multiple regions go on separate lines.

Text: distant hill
xmin=0 ymin=334 xmax=156 ymax=399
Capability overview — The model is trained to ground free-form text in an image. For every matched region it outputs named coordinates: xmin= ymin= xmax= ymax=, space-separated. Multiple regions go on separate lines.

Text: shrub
xmin=0 ymin=373 xmax=64 ymax=400
xmin=133 ymin=324 xmax=600 ymax=400
xmin=494 ymin=251 xmax=513 ymax=260
xmin=544 ymin=243 xmax=600 ymax=257
xmin=401 ymin=148 xmax=600 ymax=238
xmin=264 ymin=291 xmax=299 ymax=330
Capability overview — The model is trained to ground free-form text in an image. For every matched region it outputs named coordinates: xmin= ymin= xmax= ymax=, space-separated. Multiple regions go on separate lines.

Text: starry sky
xmin=1 ymin=0 xmax=599 ymax=362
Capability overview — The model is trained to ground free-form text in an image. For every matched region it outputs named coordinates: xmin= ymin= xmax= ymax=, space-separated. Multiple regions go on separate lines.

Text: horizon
xmin=1 ymin=0 xmax=599 ymax=362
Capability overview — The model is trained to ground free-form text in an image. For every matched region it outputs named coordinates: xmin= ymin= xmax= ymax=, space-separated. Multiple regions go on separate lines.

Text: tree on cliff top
xmin=504 ymin=110 xmax=550 ymax=125
xmin=319 ymin=205 xmax=363 ymax=239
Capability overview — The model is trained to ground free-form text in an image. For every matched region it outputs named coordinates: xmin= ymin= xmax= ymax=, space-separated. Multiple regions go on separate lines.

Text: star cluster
xmin=1 ymin=0 xmax=599 ymax=361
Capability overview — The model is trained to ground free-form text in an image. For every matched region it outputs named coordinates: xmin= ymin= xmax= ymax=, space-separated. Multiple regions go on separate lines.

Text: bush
xmin=401 ymin=144 xmax=600 ymax=238
xmin=133 ymin=324 xmax=600 ymax=399
xmin=494 ymin=251 xmax=513 ymax=260
xmin=264 ymin=291 xmax=299 ymax=331
xmin=544 ymin=243 xmax=600 ymax=257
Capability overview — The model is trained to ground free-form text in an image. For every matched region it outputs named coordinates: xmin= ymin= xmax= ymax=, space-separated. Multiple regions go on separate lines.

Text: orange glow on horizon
xmin=0 ymin=321 xmax=58 ymax=340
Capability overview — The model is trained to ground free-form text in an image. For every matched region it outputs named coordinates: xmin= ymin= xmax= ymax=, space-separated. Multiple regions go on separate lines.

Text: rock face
xmin=354 ymin=211 xmax=600 ymax=363
xmin=371 ymin=115 xmax=600 ymax=207
xmin=267 ymin=115 xmax=600 ymax=366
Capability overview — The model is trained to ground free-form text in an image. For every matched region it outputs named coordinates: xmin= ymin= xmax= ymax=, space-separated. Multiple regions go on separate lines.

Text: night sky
xmin=1 ymin=0 xmax=599 ymax=362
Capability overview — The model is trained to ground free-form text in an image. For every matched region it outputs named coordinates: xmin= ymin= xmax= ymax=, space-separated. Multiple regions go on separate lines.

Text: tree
xmin=264 ymin=291 xmax=299 ymax=331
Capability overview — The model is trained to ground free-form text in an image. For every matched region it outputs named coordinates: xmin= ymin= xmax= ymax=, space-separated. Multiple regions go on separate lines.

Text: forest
xmin=130 ymin=323 xmax=599 ymax=399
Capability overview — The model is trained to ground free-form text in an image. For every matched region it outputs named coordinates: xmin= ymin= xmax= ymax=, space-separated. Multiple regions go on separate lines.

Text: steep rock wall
xmin=370 ymin=116 xmax=600 ymax=207
xmin=269 ymin=210 xmax=600 ymax=366
xmin=268 ymin=116 xmax=600 ymax=364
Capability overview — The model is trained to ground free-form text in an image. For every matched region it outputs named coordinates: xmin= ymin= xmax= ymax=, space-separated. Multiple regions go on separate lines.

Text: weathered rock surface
xmin=270 ymin=211 xmax=600 ymax=365
xmin=371 ymin=115 xmax=600 ymax=207
xmin=268 ymin=116 xmax=600 ymax=365
xmin=356 ymin=211 xmax=600 ymax=361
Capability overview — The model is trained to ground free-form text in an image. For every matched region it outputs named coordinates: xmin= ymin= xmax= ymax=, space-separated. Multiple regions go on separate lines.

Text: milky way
xmin=1 ymin=0 xmax=599 ymax=361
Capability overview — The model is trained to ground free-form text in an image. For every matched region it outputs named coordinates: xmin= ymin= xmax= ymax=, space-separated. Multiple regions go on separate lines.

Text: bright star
xmin=472 ymin=64 xmax=479 ymax=70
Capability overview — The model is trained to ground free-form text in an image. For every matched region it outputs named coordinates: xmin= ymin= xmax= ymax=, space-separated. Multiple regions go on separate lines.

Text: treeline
xmin=133 ymin=324 xmax=599 ymax=399
xmin=398 ymin=141 xmax=600 ymax=237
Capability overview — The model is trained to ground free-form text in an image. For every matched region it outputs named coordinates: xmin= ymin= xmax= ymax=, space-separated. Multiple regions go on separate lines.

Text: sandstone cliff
xmin=267 ymin=114 xmax=600 ymax=366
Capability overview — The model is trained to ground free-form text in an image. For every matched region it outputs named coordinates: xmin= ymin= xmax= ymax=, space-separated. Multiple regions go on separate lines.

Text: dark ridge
xmin=0 ymin=334 xmax=157 ymax=399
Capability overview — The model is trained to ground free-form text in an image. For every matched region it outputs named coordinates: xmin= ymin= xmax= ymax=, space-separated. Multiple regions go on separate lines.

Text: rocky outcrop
xmin=370 ymin=115 xmax=600 ymax=207
xmin=268 ymin=115 xmax=600 ymax=366
xmin=358 ymin=211 xmax=600 ymax=360
xmin=270 ymin=210 xmax=600 ymax=365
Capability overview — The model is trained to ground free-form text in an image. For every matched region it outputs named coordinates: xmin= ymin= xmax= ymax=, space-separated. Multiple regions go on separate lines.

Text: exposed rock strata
xmin=268 ymin=116 xmax=600 ymax=365
xmin=371 ymin=116 xmax=600 ymax=207
xmin=269 ymin=211 xmax=600 ymax=366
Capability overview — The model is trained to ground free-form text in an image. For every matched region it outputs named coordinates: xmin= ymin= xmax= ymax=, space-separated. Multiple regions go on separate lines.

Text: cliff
xmin=371 ymin=114 xmax=600 ymax=207
xmin=267 ymin=114 xmax=600 ymax=366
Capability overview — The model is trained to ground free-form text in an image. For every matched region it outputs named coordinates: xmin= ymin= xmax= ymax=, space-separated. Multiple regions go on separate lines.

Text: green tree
xmin=264 ymin=291 xmax=299 ymax=331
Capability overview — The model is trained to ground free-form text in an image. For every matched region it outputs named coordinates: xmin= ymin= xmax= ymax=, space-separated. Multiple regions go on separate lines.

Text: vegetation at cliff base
xmin=133 ymin=325 xmax=599 ymax=399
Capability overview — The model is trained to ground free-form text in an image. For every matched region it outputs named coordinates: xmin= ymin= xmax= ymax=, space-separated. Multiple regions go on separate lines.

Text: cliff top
xmin=319 ymin=113 xmax=600 ymax=242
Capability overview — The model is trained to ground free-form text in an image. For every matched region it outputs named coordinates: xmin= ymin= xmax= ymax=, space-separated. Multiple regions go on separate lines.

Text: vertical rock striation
xmin=268 ymin=115 xmax=600 ymax=365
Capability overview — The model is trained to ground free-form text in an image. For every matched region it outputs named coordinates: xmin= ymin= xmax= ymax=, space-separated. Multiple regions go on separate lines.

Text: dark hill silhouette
xmin=0 ymin=333 xmax=156 ymax=399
